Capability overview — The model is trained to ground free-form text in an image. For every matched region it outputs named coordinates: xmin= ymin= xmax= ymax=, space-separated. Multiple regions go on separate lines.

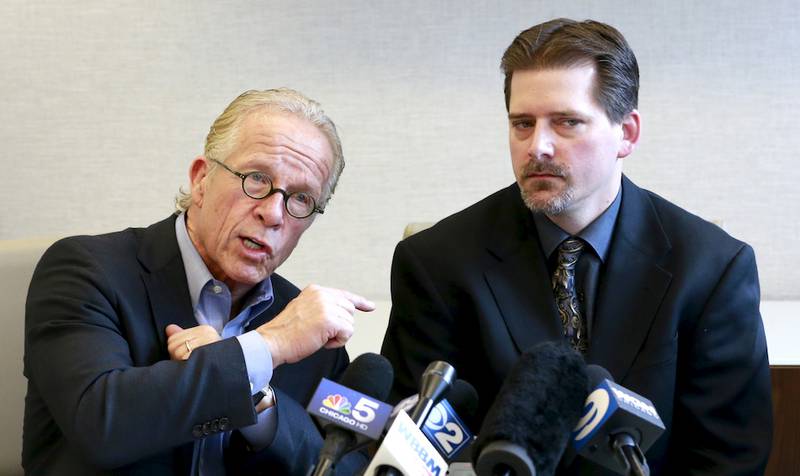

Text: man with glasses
xmin=23 ymin=89 xmax=372 ymax=475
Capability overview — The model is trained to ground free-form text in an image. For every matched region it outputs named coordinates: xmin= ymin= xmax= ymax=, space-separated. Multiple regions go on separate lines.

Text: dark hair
xmin=500 ymin=18 xmax=639 ymax=123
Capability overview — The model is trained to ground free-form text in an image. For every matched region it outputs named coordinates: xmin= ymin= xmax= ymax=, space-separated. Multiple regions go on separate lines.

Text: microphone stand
xmin=612 ymin=433 xmax=650 ymax=476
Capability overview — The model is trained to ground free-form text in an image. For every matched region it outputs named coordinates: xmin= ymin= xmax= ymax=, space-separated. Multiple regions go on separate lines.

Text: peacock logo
xmin=322 ymin=394 xmax=352 ymax=414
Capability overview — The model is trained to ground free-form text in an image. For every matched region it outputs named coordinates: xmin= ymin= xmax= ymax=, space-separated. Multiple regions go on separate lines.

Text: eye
xmin=560 ymin=118 xmax=582 ymax=127
xmin=248 ymin=172 xmax=271 ymax=185
xmin=512 ymin=119 xmax=533 ymax=130
xmin=242 ymin=172 xmax=272 ymax=198
xmin=286 ymin=192 xmax=317 ymax=217
xmin=289 ymin=192 xmax=314 ymax=207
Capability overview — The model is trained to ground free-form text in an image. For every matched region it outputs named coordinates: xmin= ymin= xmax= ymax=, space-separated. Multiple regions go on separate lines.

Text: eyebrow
xmin=508 ymin=110 xmax=586 ymax=120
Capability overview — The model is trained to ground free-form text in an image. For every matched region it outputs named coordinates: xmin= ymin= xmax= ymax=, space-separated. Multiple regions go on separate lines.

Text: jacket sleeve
xmin=670 ymin=244 xmax=773 ymax=475
xmin=381 ymin=238 xmax=468 ymax=404
xmin=224 ymin=386 xmax=368 ymax=475
xmin=24 ymin=237 xmax=257 ymax=469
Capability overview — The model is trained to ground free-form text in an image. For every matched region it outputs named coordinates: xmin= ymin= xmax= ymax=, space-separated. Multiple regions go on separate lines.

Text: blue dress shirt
xmin=533 ymin=187 xmax=622 ymax=341
xmin=175 ymin=213 xmax=280 ymax=475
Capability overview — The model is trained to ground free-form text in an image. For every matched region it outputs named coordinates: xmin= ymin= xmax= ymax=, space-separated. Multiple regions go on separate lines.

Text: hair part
xmin=175 ymin=88 xmax=344 ymax=212
xmin=500 ymin=18 xmax=639 ymax=124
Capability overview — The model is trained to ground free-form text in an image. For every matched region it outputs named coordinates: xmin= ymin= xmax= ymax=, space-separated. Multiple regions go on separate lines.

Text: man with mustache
xmin=23 ymin=88 xmax=373 ymax=475
xmin=382 ymin=19 xmax=772 ymax=474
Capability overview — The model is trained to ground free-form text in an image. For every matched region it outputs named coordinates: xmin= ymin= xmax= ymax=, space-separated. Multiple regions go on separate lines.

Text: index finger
xmin=338 ymin=289 xmax=375 ymax=312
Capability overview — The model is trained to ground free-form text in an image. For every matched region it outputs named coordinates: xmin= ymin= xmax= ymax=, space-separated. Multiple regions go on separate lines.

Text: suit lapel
xmin=587 ymin=177 xmax=673 ymax=380
xmin=483 ymin=185 xmax=562 ymax=353
xmin=137 ymin=215 xmax=196 ymax=351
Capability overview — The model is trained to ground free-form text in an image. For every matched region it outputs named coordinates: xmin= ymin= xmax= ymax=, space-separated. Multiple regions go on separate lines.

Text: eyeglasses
xmin=209 ymin=158 xmax=324 ymax=219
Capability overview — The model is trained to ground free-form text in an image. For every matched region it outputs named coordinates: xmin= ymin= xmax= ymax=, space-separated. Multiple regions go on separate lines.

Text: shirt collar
xmin=533 ymin=186 xmax=622 ymax=262
xmin=174 ymin=212 xmax=273 ymax=312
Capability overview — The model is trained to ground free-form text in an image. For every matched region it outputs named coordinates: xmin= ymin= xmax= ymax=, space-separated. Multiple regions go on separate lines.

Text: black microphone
xmin=570 ymin=365 xmax=665 ymax=476
xmin=473 ymin=342 xmax=589 ymax=476
xmin=312 ymin=353 xmax=394 ymax=476
xmin=408 ymin=360 xmax=457 ymax=426
xmin=422 ymin=379 xmax=480 ymax=462
xmin=445 ymin=379 xmax=480 ymax=431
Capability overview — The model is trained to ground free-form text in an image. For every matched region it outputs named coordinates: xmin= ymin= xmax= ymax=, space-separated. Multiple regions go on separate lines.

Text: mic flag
xmin=571 ymin=365 xmax=665 ymax=475
xmin=307 ymin=378 xmax=393 ymax=440
xmin=308 ymin=352 xmax=394 ymax=476
xmin=422 ymin=398 xmax=473 ymax=461
xmin=363 ymin=410 xmax=448 ymax=476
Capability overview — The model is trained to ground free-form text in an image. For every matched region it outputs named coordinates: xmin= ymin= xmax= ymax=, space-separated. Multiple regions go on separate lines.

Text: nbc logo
xmin=322 ymin=394 xmax=352 ymax=414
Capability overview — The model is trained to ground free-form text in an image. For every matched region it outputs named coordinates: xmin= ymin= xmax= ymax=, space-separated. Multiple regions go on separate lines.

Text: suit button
xmin=202 ymin=422 xmax=211 ymax=435
xmin=192 ymin=425 xmax=203 ymax=438
xmin=219 ymin=417 xmax=230 ymax=431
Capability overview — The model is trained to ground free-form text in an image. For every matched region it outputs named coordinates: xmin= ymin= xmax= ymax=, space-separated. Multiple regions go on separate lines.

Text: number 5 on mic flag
xmin=307 ymin=378 xmax=393 ymax=440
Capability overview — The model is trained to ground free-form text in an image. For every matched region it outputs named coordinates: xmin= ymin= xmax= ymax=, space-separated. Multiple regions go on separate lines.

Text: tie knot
xmin=557 ymin=237 xmax=584 ymax=264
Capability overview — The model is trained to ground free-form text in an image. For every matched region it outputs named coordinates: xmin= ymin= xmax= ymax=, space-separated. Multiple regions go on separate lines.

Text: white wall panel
xmin=1 ymin=0 xmax=798 ymax=299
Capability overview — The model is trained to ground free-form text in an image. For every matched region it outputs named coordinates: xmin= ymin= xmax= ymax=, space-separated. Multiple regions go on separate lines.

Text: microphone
xmin=308 ymin=353 xmax=394 ymax=476
xmin=421 ymin=379 xmax=479 ymax=461
xmin=473 ymin=342 xmax=589 ymax=476
xmin=408 ymin=361 xmax=457 ymax=426
xmin=570 ymin=365 xmax=665 ymax=476
xmin=366 ymin=361 xmax=458 ymax=476
xmin=362 ymin=409 xmax=449 ymax=476
xmin=444 ymin=380 xmax=480 ymax=430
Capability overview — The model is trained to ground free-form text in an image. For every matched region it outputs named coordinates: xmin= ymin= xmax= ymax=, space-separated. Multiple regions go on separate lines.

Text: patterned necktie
xmin=552 ymin=238 xmax=588 ymax=353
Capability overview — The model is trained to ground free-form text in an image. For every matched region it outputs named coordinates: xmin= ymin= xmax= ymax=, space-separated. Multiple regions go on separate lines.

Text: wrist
xmin=253 ymin=385 xmax=275 ymax=413
xmin=257 ymin=327 xmax=284 ymax=368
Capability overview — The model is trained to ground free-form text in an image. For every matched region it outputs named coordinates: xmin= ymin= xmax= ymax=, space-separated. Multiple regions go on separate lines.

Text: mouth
xmin=241 ymin=236 xmax=271 ymax=255
xmin=522 ymin=162 xmax=565 ymax=180
xmin=526 ymin=172 xmax=563 ymax=180
xmin=529 ymin=172 xmax=560 ymax=177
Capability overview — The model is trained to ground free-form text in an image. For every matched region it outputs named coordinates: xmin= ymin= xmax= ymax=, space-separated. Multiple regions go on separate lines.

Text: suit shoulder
xmin=643 ymin=189 xmax=748 ymax=258
xmin=404 ymin=184 xmax=518 ymax=249
xmin=43 ymin=226 xmax=145 ymax=268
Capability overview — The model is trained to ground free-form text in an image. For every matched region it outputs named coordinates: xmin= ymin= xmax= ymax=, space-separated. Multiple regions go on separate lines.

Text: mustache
xmin=521 ymin=161 xmax=567 ymax=177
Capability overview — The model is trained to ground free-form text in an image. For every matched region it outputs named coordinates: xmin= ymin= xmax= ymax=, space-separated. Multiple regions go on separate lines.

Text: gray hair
xmin=175 ymin=88 xmax=344 ymax=212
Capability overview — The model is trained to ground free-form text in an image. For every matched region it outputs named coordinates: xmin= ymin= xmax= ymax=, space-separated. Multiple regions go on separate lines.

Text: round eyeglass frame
xmin=209 ymin=158 xmax=324 ymax=219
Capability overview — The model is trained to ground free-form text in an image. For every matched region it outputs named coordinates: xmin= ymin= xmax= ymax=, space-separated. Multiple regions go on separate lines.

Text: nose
xmin=254 ymin=192 xmax=285 ymax=228
xmin=527 ymin=123 xmax=555 ymax=160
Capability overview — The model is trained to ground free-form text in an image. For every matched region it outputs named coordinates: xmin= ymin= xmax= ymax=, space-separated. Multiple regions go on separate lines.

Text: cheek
xmin=209 ymin=199 xmax=252 ymax=245
xmin=279 ymin=222 xmax=311 ymax=251
xmin=509 ymin=142 xmax=529 ymax=171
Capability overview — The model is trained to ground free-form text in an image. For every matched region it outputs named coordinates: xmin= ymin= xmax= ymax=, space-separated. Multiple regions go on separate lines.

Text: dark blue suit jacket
xmin=23 ymin=215 xmax=363 ymax=475
xmin=382 ymin=176 xmax=772 ymax=475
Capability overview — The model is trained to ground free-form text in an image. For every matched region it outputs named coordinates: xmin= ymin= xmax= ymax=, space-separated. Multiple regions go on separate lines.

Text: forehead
xmin=231 ymin=110 xmax=334 ymax=184
xmin=508 ymin=66 xmax=602 ymax=115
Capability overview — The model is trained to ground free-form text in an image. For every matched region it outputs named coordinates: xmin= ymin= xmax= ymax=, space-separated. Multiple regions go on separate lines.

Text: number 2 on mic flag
xmin=422 ymin=399 xmax=474 ymax=459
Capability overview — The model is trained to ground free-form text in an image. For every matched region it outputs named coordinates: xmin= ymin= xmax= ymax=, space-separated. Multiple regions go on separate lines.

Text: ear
xmin=188 ymin=156 xmax=210 ymax=208
xmin=617 ymin=109 xmax=641 ymax=159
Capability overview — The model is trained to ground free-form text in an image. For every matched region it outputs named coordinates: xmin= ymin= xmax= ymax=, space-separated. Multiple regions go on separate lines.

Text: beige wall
xmin=2 ymin=0 xmax=798 ymax=306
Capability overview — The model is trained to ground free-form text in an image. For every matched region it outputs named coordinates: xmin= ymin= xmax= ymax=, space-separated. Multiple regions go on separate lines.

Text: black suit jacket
xmin=22 ymin=215 xmax=362 ymax=475
xmin=381 ymin=176 xmax=772 ymax=475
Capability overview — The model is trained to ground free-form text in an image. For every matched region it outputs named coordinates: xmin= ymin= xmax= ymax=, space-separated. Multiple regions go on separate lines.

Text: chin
xmin=521 ymin=188 xmax=573 ymax=215
xmin=225 ymin=265 xmax=272 ymax=288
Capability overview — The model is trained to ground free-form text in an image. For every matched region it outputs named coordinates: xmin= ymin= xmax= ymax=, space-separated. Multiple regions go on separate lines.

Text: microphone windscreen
xmin=448 ymin=379 xmax=480 ymax=429
xmin=474 ymin=341 xmax=588 ymax=476
xmin=338 ymin=352 xmax=394 ymax=401
xmin=585 ymin=364 xmax=612 ymax=388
